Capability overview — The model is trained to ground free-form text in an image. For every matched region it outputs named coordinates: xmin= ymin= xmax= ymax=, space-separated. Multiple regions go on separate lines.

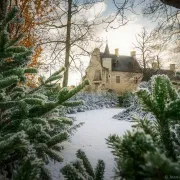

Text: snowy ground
xmin=47 ymin=108 xmax=132 ymax=180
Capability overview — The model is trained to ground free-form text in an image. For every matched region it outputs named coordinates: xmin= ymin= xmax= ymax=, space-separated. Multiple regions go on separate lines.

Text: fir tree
xmin=61 ymin=149 xmax=105 ymax=180
xmin=107 ymin=75 xmax=180 ymax=179
xmin=0 ymin=6 xmax=88 ymax=180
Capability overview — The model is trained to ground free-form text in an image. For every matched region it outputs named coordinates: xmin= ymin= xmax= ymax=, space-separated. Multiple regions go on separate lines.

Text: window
xmin=116 ymin=76 xmax=120 ymax=83
xmin=134 ymin=77 xmax=138 ymax=84
xmin=93 ymin=70 xmax=101 ymax=81
xmin=113 ymin=60 xmax=119 ymax=68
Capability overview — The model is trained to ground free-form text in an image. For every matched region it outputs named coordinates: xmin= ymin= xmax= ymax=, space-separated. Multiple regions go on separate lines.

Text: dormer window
xmin=113 ymin=60 xmax=119 ymax=68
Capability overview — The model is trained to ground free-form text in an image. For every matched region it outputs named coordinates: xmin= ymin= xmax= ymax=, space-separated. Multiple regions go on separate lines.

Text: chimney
xmin=170 ymin=64 xmax=175 ymax=72
xmin=130 ymin=51 xmax=136 ymax=58
xmin=115 ymin=48 xmax=119 ymax=56
xmin=152 ymin=62 xmax=158 ymax=69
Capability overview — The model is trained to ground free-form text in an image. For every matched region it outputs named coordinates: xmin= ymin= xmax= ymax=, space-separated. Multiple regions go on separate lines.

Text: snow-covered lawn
xmin=47 ymin=108 xmax=132 ymax=180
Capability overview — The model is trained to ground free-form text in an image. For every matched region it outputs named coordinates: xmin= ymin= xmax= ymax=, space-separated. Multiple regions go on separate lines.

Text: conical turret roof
xmin=104 ymin=41 xmax=110 ymax=55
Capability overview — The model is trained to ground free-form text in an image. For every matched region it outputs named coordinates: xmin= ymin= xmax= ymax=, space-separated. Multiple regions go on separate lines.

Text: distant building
xmin=143 ymin=62 xmax=176 ymax=81
xmin=85 ymin=43 xmax=143 ymax=94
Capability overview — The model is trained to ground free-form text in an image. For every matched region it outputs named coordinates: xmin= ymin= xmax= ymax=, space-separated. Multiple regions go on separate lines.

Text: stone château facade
xmin=85 ymin=43 xmax=143 ymax=94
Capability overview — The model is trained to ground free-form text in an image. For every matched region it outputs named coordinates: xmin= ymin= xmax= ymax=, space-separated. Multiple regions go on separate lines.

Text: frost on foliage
xmin=61 ymin=149 xmax=105 ymax=180
xmin=0 ymin=6 xmax=88 ymax=180
xmin=107 ymin=75 xmax=180 ymax=179
xmin=113 ymin=81 xmax=155 ymax=121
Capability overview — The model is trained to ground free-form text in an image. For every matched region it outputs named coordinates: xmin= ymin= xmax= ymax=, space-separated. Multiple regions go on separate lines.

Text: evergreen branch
xmin=44 ymin=83 xmax=57 ymax=88
xmin=6 ymin=33 xmax=24 ymax=47
xmin=47 ymin=132 xmax=68 ymax=148
xmin=0 ymin=131 xmax=29 ymax=161
xmin=13 ymin=50 xmax=33 ymax=61
xmin=72 ymin=160 xmax=93 ymax=179
xmin=23 ymin=98 xmax=44 ymax=106
xmin=61 ymin=164 xmax=87 ymax=180
xmin=59 ymin=117 xmax=73 ymax=125
xmin=0 ymin=101 xmax=17 ymax=109
xmin=28 ymin=102 xmax=58 ymax=117
xmin=4 ymin=7 xmax=19 ymax=26
xmin=3 ymin=68 xmax=24 ymax=77
xmin=51 ymin=67 xmax=66 ymax=77
xmin=13 ymin=156 xmax=43 ymax=180
xmin=6 ymin=46 xmax=27 ymax=53
xmin=40 ymin=167 xmax=53 ymax=180
xmin=76 ymin=149 xmax=95 ymax=178
xmin=0 ymin=76 xmax=18 ymax=89
xmin=46 ymin=149 xmax=63 ymax=162
xmin=95 ymin=160 xmax=105 ymax=180
xmin=24 ymin=68 xmax=37 ymax=74
xmin=166 ymin=99 xmax=180 ymax=120
xmin=58 ymin=80 xmax=89 ymax=103
xmin=45 ymin=75 xmax=63 ymax=84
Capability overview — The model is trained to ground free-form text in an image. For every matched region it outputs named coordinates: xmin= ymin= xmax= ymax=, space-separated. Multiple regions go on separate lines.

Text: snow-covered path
xmin=48 ymin=108 xmax=132 ymax=180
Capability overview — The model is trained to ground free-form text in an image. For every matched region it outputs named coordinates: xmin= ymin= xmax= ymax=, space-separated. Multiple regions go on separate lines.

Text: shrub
xmin=118 ymin=92 xmax=134 ymax=107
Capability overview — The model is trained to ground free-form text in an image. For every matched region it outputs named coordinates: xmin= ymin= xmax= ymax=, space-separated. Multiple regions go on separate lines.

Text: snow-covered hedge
xmin=113 ymin=81 xmax=155 ymax=121
xmin=64 ymin=92 xmax=118 ymax=114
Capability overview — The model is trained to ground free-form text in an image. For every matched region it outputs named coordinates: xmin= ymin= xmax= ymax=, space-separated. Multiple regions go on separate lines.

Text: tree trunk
xmin=142 ymin=50 xmax=148 ymax=80
xmin=161 ymin=0 xmax=180 ymax=9
xmin=62 ymin=0 xmax=72 ymax=87
xmin=157 ymin=55 xmax=160 ymax=69
xmin=0 ymin=0 xmax=8 ymax=22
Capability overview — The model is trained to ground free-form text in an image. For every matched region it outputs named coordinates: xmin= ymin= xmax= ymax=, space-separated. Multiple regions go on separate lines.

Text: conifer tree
xmin=107 ymin=75 xmax=180 ymax=179
xmin=0 ymin=6 xmax=88 ymax=180
xmin=61 ymin=149 xmax=105 ymax=180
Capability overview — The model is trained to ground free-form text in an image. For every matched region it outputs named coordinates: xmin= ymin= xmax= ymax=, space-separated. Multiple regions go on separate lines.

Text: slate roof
xmin=100 ymin=53 xmax=142 ymax=73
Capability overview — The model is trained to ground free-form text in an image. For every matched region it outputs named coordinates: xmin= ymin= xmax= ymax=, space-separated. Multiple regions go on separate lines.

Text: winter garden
xmin=1 ymin=0 xmax=180 ymax=180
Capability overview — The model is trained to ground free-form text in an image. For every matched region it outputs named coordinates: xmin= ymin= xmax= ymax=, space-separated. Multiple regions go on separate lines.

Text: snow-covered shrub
xmin=65 ymin=92 xmax=118 ymax=114
xmin=113 ymin=81 xmax=154 ymax=121
xmin=107 ymin=75 xmax=180 ymax=179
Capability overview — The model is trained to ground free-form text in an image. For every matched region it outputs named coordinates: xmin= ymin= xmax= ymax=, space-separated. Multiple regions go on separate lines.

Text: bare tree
xmin=134 ymin=27 xmax=167 ymax=80
xmin=63 ymin=0 xmax=72 ymax=87
xmin=112 ymin=0 xmax=180 ymax=17
xmin=111 ymin=1 xmax=180 ymax=38
xmin=37 ymin=0 xmax=104 ymax=87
